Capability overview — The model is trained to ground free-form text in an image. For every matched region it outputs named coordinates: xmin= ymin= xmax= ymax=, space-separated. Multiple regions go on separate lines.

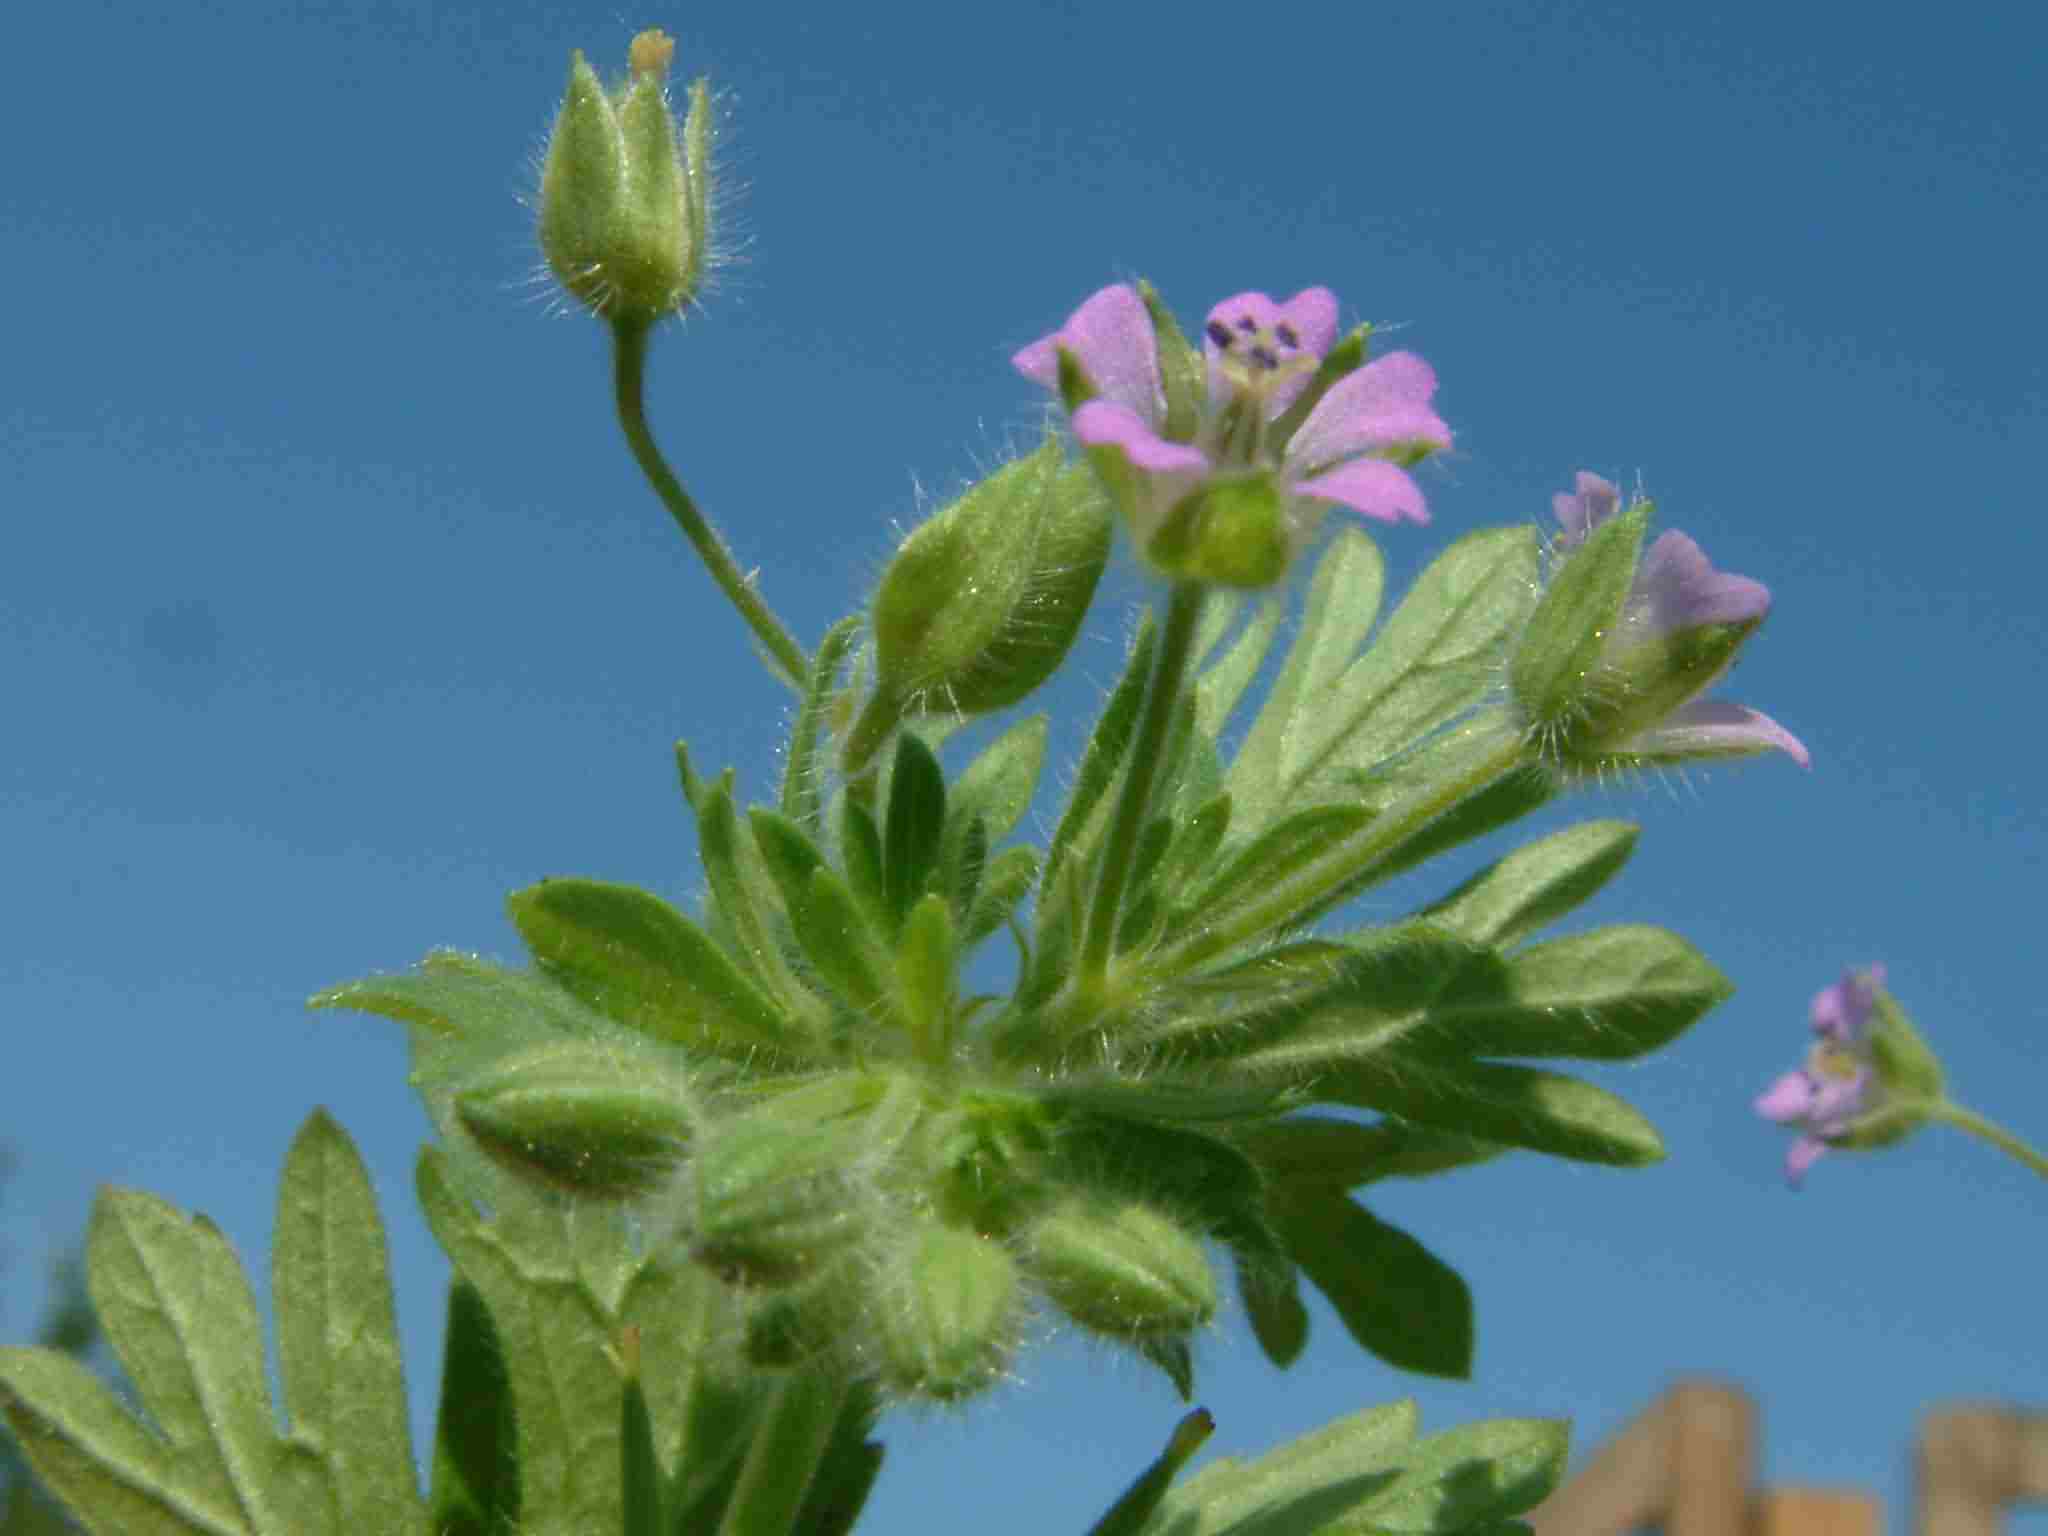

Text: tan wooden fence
xmin=1524 ymin=1383 xmax=2048 ymax=1536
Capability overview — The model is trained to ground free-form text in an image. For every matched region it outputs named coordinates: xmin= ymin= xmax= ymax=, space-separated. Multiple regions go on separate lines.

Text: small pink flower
xmin=1552 ymin=472 xmax=1809 ymax=767
xmin=1754 ymin=965 xmax=1887 ymax=1185
xmin=1015 ymin=284 xmax=1450 ymax=563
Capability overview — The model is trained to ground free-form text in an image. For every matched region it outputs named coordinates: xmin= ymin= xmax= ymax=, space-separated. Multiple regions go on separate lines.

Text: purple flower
xmin=1552 ymin=472 xmax=1809 ymax=767
xmin=1754 ymin=965 xmax=1887 ymax=1185
xmin=1013 ymin=285 xmax=1450 ymax=580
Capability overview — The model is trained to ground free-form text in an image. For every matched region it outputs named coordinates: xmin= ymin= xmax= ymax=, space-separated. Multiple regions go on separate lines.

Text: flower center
xmin=1204 ymin=312 xmax=1319 ymax=403
xmin=1203 ymin=311 xmax=1320 ymax=468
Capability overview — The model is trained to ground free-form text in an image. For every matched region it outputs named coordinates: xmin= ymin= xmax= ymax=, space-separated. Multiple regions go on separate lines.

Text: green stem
xmin=1077 ymin=582 xmax=1207 ymax=984
xmin=1931 ymin=1100 xmax=2048 ymax=1180
xmin=1126 ymin=726 xmax=1532 ymax=987
xmin=716 ymin=1364 xmax=851 ymax=1536
xmin=612 ymin=318 xmax=810 ymax=691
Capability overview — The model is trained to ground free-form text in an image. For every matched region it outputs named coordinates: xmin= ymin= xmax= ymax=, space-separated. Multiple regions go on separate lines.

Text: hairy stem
xmin=1932 ymin=1100 xmax=2048 ymax=1181
xmin=612 ymin=319 xmax=809 ymax=691
xmin=1077 ymin=582 xmax=1207 ymax=984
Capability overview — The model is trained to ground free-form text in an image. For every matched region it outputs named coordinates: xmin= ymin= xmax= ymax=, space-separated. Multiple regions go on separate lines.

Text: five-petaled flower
xmin=1014 ymin=284 xmax=1450 ymax=586
xmin=1545 ymin=472 xmax=1810 ymax=767
xmin=1754 ymin=965 xmax=1887 ymax=1185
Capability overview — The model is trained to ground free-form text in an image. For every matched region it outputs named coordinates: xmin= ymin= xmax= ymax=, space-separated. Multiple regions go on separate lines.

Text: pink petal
xmin=1285 ymin=351 xmax=1450 ymax=473
xmin=1072 ymin=399 xmax=1212 ymax=538
xmin=1278 ymin=287 xmax=1341 ymax=357
xmin=1636 ymin=531 xmax=1771 ymax=633
xmin=1552 ymin=472 xmax=1622 ymax=548
xmin=1784 ymin=1134 xmax=1829 ymax=1186
xmin=1072 ymin=400 xmax=1210 ymax=475
xmin=1013 ymin=284 xmax=1162 ymax=424
xmin=1755 ymin=1070 xmax=1817 ymax=1123
xmin=1621 ymin=699 xmax=1811 ymax=768
xmin=1292 ymin=458 xmax=1430 ymax=525
xmin=1810 ymin=966 xmax=1885 ymax=1041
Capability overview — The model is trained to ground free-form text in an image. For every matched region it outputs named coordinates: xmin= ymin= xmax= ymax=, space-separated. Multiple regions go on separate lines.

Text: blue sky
xmin=5 ymin=0 xmax=2044 ymax=1530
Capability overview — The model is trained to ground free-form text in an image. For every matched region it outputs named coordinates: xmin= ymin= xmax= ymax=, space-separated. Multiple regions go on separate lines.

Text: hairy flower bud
xmin=454 ymin=1040 xmax=695 ymax=1199
xmin=877 ymin=1221 xmax=1022 ymax=1401
xmin=846 ymin=435 xmax=1112 ymax=772
xmin=538 ymin=30 xmax=714 ymax=326
xmin=1026 ymin=1195 xmax=1216 ymax=1338
xmin=690 ymin=1074 xmax=920 ymax=1286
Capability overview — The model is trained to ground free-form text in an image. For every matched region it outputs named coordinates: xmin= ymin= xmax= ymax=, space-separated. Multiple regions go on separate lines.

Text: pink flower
xmin=1754 ymin=966 xmax=1886 ymax=1185
xmin=1014 ymin=285 xmax=1449 ymax=581
xmin=1551 ymin=473 xmax=1809 ymax=767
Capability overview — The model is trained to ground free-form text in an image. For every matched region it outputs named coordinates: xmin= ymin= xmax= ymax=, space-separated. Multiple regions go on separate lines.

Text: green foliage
xmin=1133 ymin=1401 xmax=1566 ymax=1536
xmin=0 ymin=1113 xmax=427 ymax=1536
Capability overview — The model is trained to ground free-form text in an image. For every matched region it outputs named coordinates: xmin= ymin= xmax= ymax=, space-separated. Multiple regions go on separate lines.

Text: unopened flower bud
xmin=690 ymin=1073 xmax=921 ymax=1287
xmin=454 ymin=1040 xmax=695 ymax=1199
xmin=1026 ymin=1195 xmax=1216 ymax=1338
xmin=846 ymin=435 xmax=1112 ymax=772
xmin=538 ymin=30 xmax=714 ymax=327
xmin=878 ymin=1221 xmax=1022 ymax=1401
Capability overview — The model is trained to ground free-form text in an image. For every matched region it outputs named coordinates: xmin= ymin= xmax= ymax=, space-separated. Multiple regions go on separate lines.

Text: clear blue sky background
xmin=6 ymin=1 xmax=2043 ymax=1531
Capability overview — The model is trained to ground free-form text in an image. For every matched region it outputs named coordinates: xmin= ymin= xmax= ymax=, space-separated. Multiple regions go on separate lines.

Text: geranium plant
xmin=0 ymin=29 xmax=1874 ymax=1536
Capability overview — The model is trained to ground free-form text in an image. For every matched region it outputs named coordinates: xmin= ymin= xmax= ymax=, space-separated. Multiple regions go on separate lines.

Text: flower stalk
xmin=612 ymin=318 xmax=810 ymax=691
xmin=1077 ymin=581 xmax=1208 ymax=984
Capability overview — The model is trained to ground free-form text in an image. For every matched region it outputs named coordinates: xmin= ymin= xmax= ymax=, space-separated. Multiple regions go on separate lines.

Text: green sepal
xmin=1510 ymin=505 xmax=1647 ymax=737
xmin=883 ymin=731 xmax=947 ymax=930
xmin=453 ymin=1038 xmax=696 ymax=1199
xmin=537 ymin=53 xmax=627 ymax=316
xmin=508 ymin=878 xmax=818 ymax=1060
xmin=1868 ymin=987 xmax=1944 ymax=1100
xmin=1269 ymin=1186 xmax=1473 ymax=1378
xmin=1138 ymin=280 xmax=1206 ymax=442
xmin=1420 ymin=820 xmax=1639 ymax=948
xmin=427 ymin=1280 xmax=518 ymax=1536
xmin=1583 ymin=616 xmax=1765 ymax=765
xmin=1268 ymin=323 xmax=1372 ymax=447
xmin=1145 ymin=472 xmax=1292 ymax=589
xmin=782 ymin=617 xmax=862 ymax=835
xmin=1085 ymin=1408 xmax=1216 ymax=1536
